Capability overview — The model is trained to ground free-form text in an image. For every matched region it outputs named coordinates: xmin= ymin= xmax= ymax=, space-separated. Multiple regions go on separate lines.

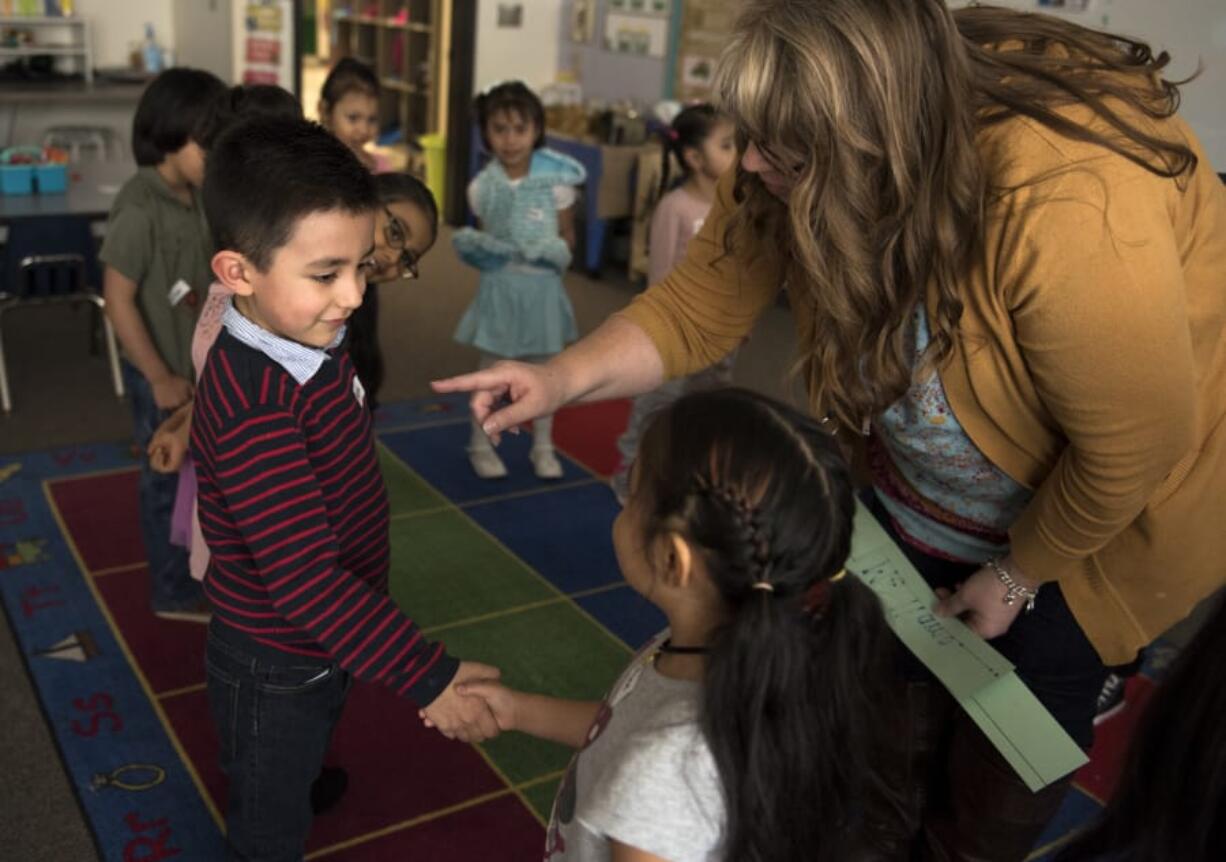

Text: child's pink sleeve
xmin=192 ymin=284 xmax=234 ymax=380
xmin=648 ymin=195 xmax=685 ymax=286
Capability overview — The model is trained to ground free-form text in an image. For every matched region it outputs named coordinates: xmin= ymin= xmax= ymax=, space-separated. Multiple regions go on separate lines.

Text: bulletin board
xmin=670 ymin=0 xmax=736 ymax=102
xmin=233 ymin=0 xmax=299 ymax=93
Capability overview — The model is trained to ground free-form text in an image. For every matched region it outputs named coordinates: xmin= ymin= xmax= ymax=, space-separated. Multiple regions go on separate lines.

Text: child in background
xmin=452 ymin=80 xmax=584 ymax=480
xmin=100 ymin=67 xmax=227 ymax=622
xmin=610 ymin=105 xmax=737 ymax=503
xmin=318 ymin=57 xmax=396 ymax=411
xmin=455 ymin=389 xmax=900 ymax=861
xmin=150 ymin=171 xmax=441 ymax=582
xmin=347 ymin=171 xmax=441 ymax=409
xmin=147 ymin=83 xmax=305 ymax=581
xmin=194 ymin=117 xmax=497 ymax=859
xmin=318 ymin=57 xmax=389 ymax=172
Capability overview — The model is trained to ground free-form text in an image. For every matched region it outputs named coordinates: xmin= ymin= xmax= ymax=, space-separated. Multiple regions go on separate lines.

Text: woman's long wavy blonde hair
xmin=716 ymin=0 xmax=1197 ymax=430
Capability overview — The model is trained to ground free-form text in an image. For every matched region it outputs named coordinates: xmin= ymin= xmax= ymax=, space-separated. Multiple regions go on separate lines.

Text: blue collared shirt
xmin=221 ymin=298 xmax=346 ymax=386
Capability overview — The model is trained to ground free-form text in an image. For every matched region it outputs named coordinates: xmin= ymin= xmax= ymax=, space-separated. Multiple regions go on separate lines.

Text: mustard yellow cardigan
xmin=620 ymin=107 xmax=1226 ymax=664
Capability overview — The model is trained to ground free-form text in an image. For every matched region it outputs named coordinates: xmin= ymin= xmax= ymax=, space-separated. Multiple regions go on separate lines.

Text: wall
xmin=472 ymin=0 xmax=564 ymax=94
xmin=173 ymin=0 xmax=233 ymax=83
xmin=73 ymin=0 xmax=175 ymax=69
xmin=950 ymin=0 xmax=1226 ymax=166
xmin=557 ymin=0 xmax=668 ymax=105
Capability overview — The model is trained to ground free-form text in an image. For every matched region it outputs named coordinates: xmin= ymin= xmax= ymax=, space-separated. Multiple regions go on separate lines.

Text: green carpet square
xmin=388 ymin=510 xmax=556 ymax=629
xmin=439 ymin=603 xmax=631 ymax=784
xmin=379 ymin=443 xmax=447 ymax=515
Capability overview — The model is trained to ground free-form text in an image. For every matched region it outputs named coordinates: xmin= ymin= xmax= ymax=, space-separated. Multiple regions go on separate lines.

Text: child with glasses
xmin=345 ymin=172 xmax=439 ymax=411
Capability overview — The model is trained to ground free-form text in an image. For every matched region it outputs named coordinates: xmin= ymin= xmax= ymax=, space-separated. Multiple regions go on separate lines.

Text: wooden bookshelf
xmin=330 ymin=0 xmax=448 ymax=140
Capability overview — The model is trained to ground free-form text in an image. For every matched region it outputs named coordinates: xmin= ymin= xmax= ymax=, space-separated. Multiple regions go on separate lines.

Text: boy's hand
xmin=152 ymin=374 xmax=194 ymax=411
xmin=454 ymin=680 xmax=518 ymax=732
xmin=419 ymin=661 xmax=503 ymax=742
xmin=147 ymin=425 xmax=189 ymax=473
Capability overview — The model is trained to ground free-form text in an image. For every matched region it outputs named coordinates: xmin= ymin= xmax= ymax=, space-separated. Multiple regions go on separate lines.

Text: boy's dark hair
xmin=229 ymin=84 xmax=304 ymax=121
xmin=659 ymin=103 xmax=723 ymax=197
xmin=474 ymin=80 xmax=546 ymax=150
xmin=374 ymin=172 xmax=439 ymax=239
xmin=203 ymin=117 xmax=378 ymax=271
xmin=320 ymin=57 xmax=380 ymax=110
xmin=1056 ymin=593 xmax=1226 ymax=862
xmin=634 ymin=388 xmax=901 ymax=862
xmin=198 ymin=84 xmax=304 ymax=151
xmin=131 ymin=67 xmax=228 ymax=166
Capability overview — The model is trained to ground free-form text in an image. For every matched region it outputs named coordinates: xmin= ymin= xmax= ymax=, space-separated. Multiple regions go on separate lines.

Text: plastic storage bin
xmin=0 ymin=164 xmax=35 ymax=195
xmin=420 ymin=133 xmax=447 ymax=208
xmin=34 ymin=163 xmax=68 ymax=194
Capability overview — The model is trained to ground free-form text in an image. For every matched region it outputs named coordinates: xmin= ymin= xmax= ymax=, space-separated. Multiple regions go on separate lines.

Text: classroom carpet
xmin=0 ymin=392 xmax=1164 ymax=861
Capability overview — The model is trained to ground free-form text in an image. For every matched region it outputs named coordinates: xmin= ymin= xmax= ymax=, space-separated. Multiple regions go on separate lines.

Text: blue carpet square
xmin=374 ymin=391 xmax=472 ymax=430
xmin=380 ymin=423 xmax=588 ymax=504
xmin=465 ymin=483 xmax=621 ymax=593
xmin=1026 ymin=786 xmax=1101 ymax=860
xmin=575 ymin=585 xmax=666 ymax=651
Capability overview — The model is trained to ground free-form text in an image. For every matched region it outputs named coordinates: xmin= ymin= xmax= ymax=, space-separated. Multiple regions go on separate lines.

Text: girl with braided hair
xmin=451 ymin=388 xmax=900 ymax=861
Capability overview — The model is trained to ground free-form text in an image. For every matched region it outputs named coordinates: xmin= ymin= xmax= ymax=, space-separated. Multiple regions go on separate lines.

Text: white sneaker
xmin=468 ymin=447 xmax=508 ymax=479
xmin=531 ymin=447 xmax=564 ymax=480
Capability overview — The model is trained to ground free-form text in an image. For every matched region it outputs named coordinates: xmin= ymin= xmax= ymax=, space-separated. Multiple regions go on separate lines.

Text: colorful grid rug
xmin=0 ymin=393 xmax=1165 ymax=860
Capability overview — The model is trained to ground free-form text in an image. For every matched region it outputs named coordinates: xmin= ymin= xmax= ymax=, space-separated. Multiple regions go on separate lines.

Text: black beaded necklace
xmin=656 ymin=638 xmax=711 ymax=656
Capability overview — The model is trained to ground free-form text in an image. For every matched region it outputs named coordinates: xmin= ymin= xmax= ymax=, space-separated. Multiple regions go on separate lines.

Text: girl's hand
xmin=933 ymin=562 xmax=1036 ymax=640
xmin=432 ymin=361 xmax=567 ymax=444
xmin=454 ymin=680 xmax=519 ymax=732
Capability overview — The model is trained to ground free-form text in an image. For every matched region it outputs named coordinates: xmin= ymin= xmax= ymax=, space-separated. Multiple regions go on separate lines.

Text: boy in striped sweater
xmin=193 ymin=117 xmax=500 ymax=860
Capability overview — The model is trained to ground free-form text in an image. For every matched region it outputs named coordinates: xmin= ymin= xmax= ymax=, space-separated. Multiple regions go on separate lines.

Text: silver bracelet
xmin=986 ymin=557 xmax=1038 ymax=613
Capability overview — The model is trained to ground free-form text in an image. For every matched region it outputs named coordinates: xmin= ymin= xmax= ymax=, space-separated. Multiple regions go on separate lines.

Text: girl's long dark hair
xmin=635 ymin=388 xmax=899 ymax=861
xmin=1057 ymin=595 xmax=1226 ymax=862
xmin=657 ymin=103 xmax=722 ymax=199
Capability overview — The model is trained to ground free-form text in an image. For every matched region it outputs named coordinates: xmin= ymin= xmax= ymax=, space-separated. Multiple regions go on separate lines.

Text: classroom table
xmin=0 ymin=159 xmax=134 ymax=223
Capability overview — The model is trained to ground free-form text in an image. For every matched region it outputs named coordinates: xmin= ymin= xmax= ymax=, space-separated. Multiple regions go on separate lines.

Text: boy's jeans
xmin=206 ymin=621 xmax=350 ymax=862
xmin=122 ymin=362 xmax=199 ymax=611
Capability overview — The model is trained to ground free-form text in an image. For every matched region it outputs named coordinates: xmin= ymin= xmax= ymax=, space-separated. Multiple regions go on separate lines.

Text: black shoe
xmin=1093 ymin=673 xmax=1127 ymax=725
xmin=310 ymin=766 xmax=348 ymax=815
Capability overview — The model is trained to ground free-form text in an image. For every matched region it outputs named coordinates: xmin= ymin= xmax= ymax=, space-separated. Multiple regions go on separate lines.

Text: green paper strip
xmin=848 ymin=502 xmax=1089 ymax=791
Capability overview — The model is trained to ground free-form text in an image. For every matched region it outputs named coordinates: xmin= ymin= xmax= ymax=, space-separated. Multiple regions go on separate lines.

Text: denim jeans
xmin=123 ymin=362 xmax=199 ymax=611
xmin=206 ymin=621 xmax=350 ymax=862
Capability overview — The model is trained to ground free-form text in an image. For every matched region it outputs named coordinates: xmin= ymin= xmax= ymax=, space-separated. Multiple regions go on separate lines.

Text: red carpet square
xmin=553 ymin=399 xmax=631 ymax=477
xmin=1074 ymin=675 xmax=1156 ymax=803
xmin=93 ymin=566 xmax=207 ymax=694
xmin=47 ymin=468 xmax=144 ymax=572
xmin=164 ymin=682 xmax=513 ymax=852
xmin=319 ymin=794 xmax=544 ymax=860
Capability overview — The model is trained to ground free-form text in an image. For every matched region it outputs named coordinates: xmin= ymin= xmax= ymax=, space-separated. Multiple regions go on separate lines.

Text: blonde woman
xmin=437 ymin=1 xmax=1226 ymax=858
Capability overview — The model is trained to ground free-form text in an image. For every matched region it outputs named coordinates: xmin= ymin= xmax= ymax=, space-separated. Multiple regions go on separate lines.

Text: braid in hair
xmin=633 ymin=388 xmax=900 ymax=861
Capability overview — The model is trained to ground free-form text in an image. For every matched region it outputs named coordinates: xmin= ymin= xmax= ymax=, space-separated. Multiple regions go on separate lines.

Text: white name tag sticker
xmin=168 ymin=278 xmax=192 ymax=306
xmin=352 ymin=374 xmax=366 ymax=407
xmin=526 ymin=207 xmax=546 ymax=222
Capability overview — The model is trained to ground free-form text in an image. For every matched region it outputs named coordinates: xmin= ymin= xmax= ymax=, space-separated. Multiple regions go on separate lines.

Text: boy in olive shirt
xmin=100 ymin=67 xmax=227 ymax=621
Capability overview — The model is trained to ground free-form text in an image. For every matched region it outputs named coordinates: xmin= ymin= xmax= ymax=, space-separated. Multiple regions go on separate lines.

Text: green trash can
xmin=419 ymin=133 xmax=447 ymax=208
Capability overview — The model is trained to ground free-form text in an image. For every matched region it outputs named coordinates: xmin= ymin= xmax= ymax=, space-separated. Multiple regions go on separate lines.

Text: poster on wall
xmin=603 ymin=12 xmax=670 ymax=58
xmin=234 ymin=0 xmax=296 ymax=90
xmin=570 ymin=0 xmax=596 ymax=43
xmin=681 ymin=54 xmax=714 ymax=90
xmin=671 ymin=0 xmax=737 ymax=100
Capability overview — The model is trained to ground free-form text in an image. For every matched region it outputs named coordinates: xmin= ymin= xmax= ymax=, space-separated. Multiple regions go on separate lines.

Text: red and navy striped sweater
xmin=191 ymin=328 xmax=457 ymax=705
